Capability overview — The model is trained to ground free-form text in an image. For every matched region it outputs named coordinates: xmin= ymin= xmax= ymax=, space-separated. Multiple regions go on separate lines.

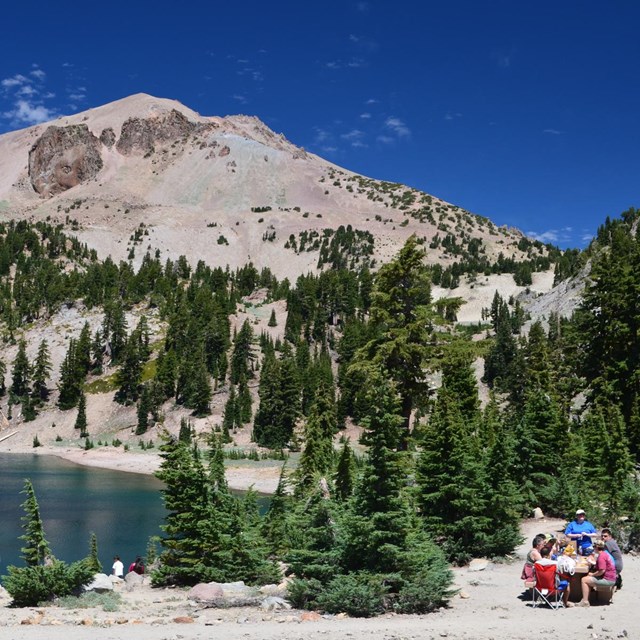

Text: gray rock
xmin=261 ymin=596 xmax=291 ymax=611
xmin=84 ymin=573 xmax=113 ymax=593
xmin=533 ymin=507 xmax=544 ymax=519
xmin=468 ymin=559 xmax=492 ymax=572
xmin=124 ymin=571 xmax=144 ymax=590
xmin=188 ymin=583 xmax=224 ymax=602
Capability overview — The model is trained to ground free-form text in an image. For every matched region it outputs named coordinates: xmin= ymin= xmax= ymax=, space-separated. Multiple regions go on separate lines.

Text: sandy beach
xmin=0 ymin=443 xmax=282 ymax=494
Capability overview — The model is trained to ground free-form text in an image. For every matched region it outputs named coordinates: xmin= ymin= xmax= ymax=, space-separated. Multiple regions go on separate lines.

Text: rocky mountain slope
xmin=0 ymin=93 xmax=546 ymax=283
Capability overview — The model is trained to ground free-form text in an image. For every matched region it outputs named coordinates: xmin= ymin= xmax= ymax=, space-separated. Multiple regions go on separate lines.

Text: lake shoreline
xmin=0 ymin=444 xmax=280 ymax=494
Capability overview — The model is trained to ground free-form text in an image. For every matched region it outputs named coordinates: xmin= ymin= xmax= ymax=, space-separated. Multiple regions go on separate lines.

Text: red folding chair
xmin=532 ymin=562 xmax=566 ymax=609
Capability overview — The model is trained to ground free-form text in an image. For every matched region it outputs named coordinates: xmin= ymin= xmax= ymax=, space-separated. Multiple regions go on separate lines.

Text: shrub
xmin=2 ymin=559 xmax=94 ymax=607
xmin=317 ymin=572 xmax=388 ymax=617
xmin=287 ymin=577 xmax=324 ymax=610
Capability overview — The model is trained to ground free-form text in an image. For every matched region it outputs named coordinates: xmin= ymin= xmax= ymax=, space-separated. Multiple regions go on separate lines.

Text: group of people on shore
xmin=523 ymin=508 xmax=623 ymax=608
xmin=111 ymin=555 xmax=145 ymax=578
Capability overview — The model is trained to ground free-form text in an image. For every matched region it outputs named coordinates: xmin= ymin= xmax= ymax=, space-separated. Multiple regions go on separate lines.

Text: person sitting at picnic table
xmin=535 ymin=546 xmax=572 ymax=607
xmin=601 ymin=528 xmax=623 ymax=589
xmin=578 ymin=539 xmax=616 ymax=607
xmin=542 ymin=533 xmax=559 ymax=558
xmin=522 ymin=534 xmax=546 ymax=580
xmin=565 ymin=509 xmax=597 ymax=555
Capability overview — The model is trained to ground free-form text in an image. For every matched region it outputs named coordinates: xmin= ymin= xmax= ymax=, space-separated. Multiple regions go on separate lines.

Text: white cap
xmin=575 ymin=509 xmax=586 ymax=515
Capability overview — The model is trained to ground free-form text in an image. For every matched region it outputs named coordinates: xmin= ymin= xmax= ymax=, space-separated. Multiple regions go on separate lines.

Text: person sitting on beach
xmin=578 ymin=539 xmax=616 ymax=606
xmin=601 ymin=528 xmax=623 ymax=589
xmin=112 ymin=555 xmax=124 ymax=578
xmin=128 ymin=556 xmax=145 ymax=575
xmin=565 ymin=509 xmax=597 ymax=555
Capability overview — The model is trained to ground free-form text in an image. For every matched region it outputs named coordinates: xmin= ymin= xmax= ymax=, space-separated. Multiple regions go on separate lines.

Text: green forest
xmin=2 ymin=208 xmax=640 ymax=615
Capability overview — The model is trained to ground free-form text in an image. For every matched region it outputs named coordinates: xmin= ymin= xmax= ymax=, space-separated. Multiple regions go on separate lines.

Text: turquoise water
xmin=0 ymin=453 xmax=166 ymax=579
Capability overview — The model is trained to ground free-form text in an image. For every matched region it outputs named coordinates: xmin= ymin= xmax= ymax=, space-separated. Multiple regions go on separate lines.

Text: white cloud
xmin=366 ymin=98 xmax=378 ymax=104
xmin=16 ymin=85 xmax=37 ymax=97
xmin=313 ymin=127 xmax=330 ymax=143
xmin=1 ymin=66 xmax=59 ymax=128
xmin=581 ymin=232 xmax=594 ymax=243
xmin=347 ymin=58 xmax=365 ymax=68
xmin=68 ymin=93 xmax=86 ymax=101
xmin=3 ymin=99 xmax=56 ymax=125
xmin=1 ymin=74 xmax=30 ymax=89
xmin=527 ymin=230 xmax=559 ymax=243
xmin=526 ymin=226 xmax=574 ymax=244
xmin=321 ymin=146 xmax=337 ymax=153
xmin=385 ymin=116 xmax=411 ymax=138
xmin=359 ymin=112 xmax=371 ymax=119
xmin=233 ymin=94 xmax=247 ymax=103
xmin=376 ymin=135 xmax=394 ymax=144
xmin=351 ymin=140 xmax=368 ymax=148
xmin=544 ymin=128 xmax=562 ymax=135
xmin=341 ymin=129 xmax=365 ymax=141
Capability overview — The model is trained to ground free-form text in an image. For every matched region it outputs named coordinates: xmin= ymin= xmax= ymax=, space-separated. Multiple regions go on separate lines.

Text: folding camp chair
xmin=532 ymin=562 xmax=566 ymax=609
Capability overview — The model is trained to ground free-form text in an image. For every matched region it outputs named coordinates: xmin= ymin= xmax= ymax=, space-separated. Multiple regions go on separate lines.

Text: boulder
xmin=533 ymin=507 xmax=544 ymax=520
xmin=188 ymin=582 xmax=224 ymax=602
xmin=124 ymin=571 xmax=144 ymax=590
xmin=84 ymin=573 xmax=114 ymax=593
xmin=468 ymin=559 xmax=492 ymax=572
xmin=260 ymin=596 xmax=291 ymax=612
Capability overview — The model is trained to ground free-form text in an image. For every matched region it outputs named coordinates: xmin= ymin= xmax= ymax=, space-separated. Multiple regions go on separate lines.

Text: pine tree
xmin=155 ymin=349 xmax=177 ymax=399
xmin=76 ymin=322 xmax=92 ymax=375
xmin=0 ymin=357 xmax=6 ymax=396
xmin=178 ymin=417 xmax=193 ymax=443
xmin=268 ymin=308 xmax=277 ymax=327
xmin=153 ymin=437 xmax=212 ymax=586
xmin=415 ymin=386 xmax=492 ymax=563
xmin=19 ymin=479 xmax=52 ymax=566
xmin=222 ymin=385 xmax=238 ymax=433
xmin=187 ymin=356 xmax=212 ymax=417
xmin=136 ymin=385 xmax=150 ymax=435
xmin=22 ymin=394 xmax=37 ymax=422
xmin=87 ymin=532 xmax=102 ymax=573
xmin=237 ymin=375 xmax=252 ymax=424
xmin=31 ymin=339 xmax=51 ymax=404
xmin=334 ymin=439 xmax=355 ymax=501
xmin=115 ymin=337 xmax=143 ymax=405
xmin=58 ymin=339 xmax=83 ymax=410
xmin=75 ymin=391 xmax=88 ymax=437
xmin=11 ymin=339 xmax=30 ymax=398
xmin=296 ymin=381 xmax=336 ymax=494
xmin=350 ymin=236 xmax=437 ymax=445
xmin=230 ymin=319 xmax=254 ymax=384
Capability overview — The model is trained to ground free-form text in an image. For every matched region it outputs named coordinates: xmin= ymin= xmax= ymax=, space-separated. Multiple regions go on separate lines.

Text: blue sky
xmin=1 ymin=1 xmax=639 ymax=248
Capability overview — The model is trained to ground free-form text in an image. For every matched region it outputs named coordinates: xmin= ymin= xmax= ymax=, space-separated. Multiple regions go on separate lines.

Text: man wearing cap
xmin=564 ymin=509 xmax=597 ymax=555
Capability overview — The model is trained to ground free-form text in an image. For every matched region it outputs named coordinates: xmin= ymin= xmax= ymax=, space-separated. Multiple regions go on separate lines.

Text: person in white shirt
xmin=112 ymin=555 xmax=124 ymax=578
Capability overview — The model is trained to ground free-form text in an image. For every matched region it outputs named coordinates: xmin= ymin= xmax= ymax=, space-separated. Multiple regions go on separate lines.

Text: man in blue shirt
xmin=565 ymin=509 xmax=597 ymax=555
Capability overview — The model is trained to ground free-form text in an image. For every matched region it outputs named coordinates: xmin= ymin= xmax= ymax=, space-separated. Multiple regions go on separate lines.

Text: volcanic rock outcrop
xmin=115 ymin=108 xmax=211 ymax=156
xmin=28 ymin=124 xmax=104 ymax=197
